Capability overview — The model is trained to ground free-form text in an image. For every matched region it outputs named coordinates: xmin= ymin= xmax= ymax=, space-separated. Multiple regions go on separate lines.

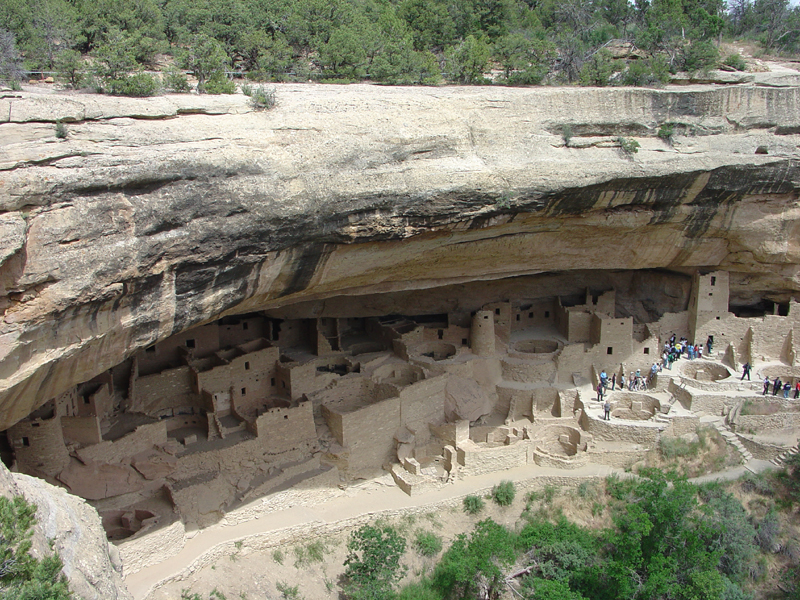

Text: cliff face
xmin=0 ymin=461 xmax=132 ymax=599
xmin=1 ymin=82 xmax=799 ymax=430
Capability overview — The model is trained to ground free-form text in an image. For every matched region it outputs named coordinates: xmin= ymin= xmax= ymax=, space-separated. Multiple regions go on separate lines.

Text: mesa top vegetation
xmin=1 ymin=0 xmax=799 ymax=90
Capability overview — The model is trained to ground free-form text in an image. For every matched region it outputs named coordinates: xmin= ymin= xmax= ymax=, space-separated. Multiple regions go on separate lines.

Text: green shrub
xmin=55 ymin=120 xmax=68 ymax=139
xmin=396 ymin=579 xmax=441 ymax=600
xmin=276 ymin=581 xmax=300 ymax=599
xmin=242 ymin=84 xmax=276 ymax=110
xmin=0 ymin=495 xmax=73 ymax=599
xmin=432 ymin=519 xmax=516 ymax=599
xmin=578 ymin=50 xmax=619 ymax=86
xmin=617 ymin=136 xmax=640 ymax=156
xmin=680 ymin=40 xmax=719 ymax=73
xmin=272 ymin=548 xmax=284 ymax=564
xmin=463 ymin=494 xmax=485 ymax=515
xmin=414 ymin=530 xmax=443 ymax=557
xmin=343 ymin=524 xmax=406 ymax=599
xmin=107 ymin=73 xmax=160 ymax=97
xmin=163 ymin=67 xmax=191 ymax=93
xmin=723 ymin=53 xmax=747 ymax=72
xmin=491 ymin=480 xmax=516 ymax=506
xmin=756 ymin=510 xmax=780 ymax=552
xmin=657 ymin=123 xmax=675 ymax=143
xmin=622 ymin=56 xmax=671 ymax=86
xmin=203 ymin=74 xmax=236 ymax=94
xmin=562 ymin=124 xmax=573 ymax=146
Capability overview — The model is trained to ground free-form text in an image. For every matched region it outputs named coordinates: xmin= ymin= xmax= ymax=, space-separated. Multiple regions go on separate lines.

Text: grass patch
xmin=414 ymin=530 xmax=443 ymax=557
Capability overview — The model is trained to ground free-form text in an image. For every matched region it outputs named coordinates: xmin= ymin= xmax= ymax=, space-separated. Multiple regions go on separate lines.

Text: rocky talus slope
xmin=1 ymin=79 xmax=800 ymax=430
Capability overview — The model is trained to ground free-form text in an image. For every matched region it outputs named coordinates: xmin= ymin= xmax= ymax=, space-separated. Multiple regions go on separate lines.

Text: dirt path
xmin=124 ymin=461 xmax=621 ymax=599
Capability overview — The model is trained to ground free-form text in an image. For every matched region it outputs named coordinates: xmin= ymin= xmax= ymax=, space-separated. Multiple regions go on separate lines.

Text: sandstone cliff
xmin=1 ymin=80 xmax=799 ymax=429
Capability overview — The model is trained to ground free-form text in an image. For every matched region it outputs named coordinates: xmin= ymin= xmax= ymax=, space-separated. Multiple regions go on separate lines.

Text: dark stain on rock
xmin=279 ymin=244 xmax=330 ymax=298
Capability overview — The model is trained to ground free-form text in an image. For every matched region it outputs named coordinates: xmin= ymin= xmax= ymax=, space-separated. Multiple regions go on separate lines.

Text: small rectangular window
xmin=245 ymin=362 xmax=250 ymax=370
xmin=484 ymin=315 xmax=489 ymax=319
xmin=186 ymin=339 xmax=196 ymax=349
xmin=708 ymin=293 xmax=713 ymax=297
xmin=711 ymin=276 xmax=716 ymax=286
xmin=528 ymin=312 xmax=534 ymax=318
xmin=462 ymin=338 xmax=468 ymax=346
xmin=241 ymin=387 xmax=246 ymax=395
xmin=243 ymin=322 xmax=249 ymax=330
xmin=271 ymin=378 xmax=276 ymax=386
xmin=282 ymin=381 xmax=286 ymax=388
xmin=83 ymin=397 xmax=91 ymax=404
xmin=544 ymin=311 xmax=550 ymax=318
xmin=516 ymin=314 xmax=520 ymax=321
xmin=495 ymin=308 xmax=500 ymax=315
xmin=22 ymin=437 xmax=29 ymax=447
xmin=644 ymin=348 xmax=650 ymax=355
xmin=438 ymin=330 xmax=444 ymax=339
xmin=607 ymin=347 xmax=613 ymax=355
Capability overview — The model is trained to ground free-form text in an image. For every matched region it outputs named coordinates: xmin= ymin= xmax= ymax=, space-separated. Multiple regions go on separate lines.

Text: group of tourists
xmin=661 ymin=334 xmax=704 ymax=370
xmin=762 ymin=376 xmax=800 ymax=398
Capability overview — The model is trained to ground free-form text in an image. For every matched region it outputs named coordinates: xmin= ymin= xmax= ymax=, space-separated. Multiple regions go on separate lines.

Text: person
xmin=611 ymin=373 xmax=616 ymax=391
xmin=706 ymin=335 xmax=713 ymax=354
xmin=763 ymin=377 xmax=770 ymax=395
xmin=603 ymin=399 xmax=611 ymax=420
xmin=670 ymin=333 xmax=676 ymax=346
xmin=597 ymin=382 xmax=604 ymax=401
xmin=784 ymin=382 xmax=791 ymax=399
xmin=628 ymin=372 xmax=635 ymax=391
xmin=773 ymin=378 xmax=782 ymax=396
xmin=741 ymin=362 xmax=751 ymax=381
xmin=688 ymin=345 xmax=695 ymax=360
xmin=620 ymin=373 xmax=626 ymax=390
xmin=697 ymin=346 xmax=703 ymax=359
xmin=600 ymin=370 xmax=608 ymax=388
xmin=795 ymin=381 xmax=800 ymax=400
xmin=662 ymin=352 xmax=669 ymax=370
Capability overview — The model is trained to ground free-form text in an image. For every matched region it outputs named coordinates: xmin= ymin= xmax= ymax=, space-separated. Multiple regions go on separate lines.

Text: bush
xmin=107 ymin=73 xmax=160 ymax=97
xmin=463 ymin=495 xmax=485 ymax=515
xmin=562 ymin=125 xmax=573 ymax=146
xmin=163 ymin=67 xmax=191 ymax=93
xmin=723 ymin=53 xmax=747 ymax=72
xmin=276 ymin=581 xmax=300 ymax=599
xmin=657 ymin=123 xmax=675 ymax=143
xmin=242 ymin=84 xmax=276 ymax=110
xmin=0 ymin=495 xmax=73 ymax=599
xmin=203 ymin=74 xmax=236 ymax=95
xmin=621 ymin=56 xmax=671 ymax=86
xmin=343 ymin=524 xmax=406 ymax=599
xmin=680 ymin=40 xmax=719 ymax=73
xmin=414 ymin=530 xmax=443 ymax=557
xmin=617 ymin=136 xmax=640 ymax=156
xmin=55 ymin=121 xmax=68 ymax=139
xmin=492 ymin=480 xmax=516 ymax=506
xmin=756 ymin=510 xmax=780 ymax=552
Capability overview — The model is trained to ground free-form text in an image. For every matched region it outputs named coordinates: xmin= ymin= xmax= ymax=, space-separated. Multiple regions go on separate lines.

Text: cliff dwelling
xmin=4 ymin=268 xmax=799 ymax=544
xmin=1 ymin=83 xmax=799 ymax=594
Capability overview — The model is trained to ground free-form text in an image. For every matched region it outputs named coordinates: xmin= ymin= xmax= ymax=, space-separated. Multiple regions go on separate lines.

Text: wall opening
xmin=185 ymin=339 xmax=196 ymax=349
xmin=644 ymin=348 xmax=650 ymax=355
xmin=607 ymin=347 xmax=613 ymax=355
xmin=245 ymin=362 xmax=250 ymax=370
xmin=22 ymin=437 xmax=29 ymax=447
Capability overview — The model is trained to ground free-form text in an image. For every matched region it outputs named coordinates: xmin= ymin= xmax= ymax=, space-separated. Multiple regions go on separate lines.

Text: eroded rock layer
xmin=1 ymin=83 xmax=800 ymax=430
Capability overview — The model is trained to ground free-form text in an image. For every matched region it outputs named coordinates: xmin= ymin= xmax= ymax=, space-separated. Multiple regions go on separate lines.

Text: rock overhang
xmin=0 ymin=82 xmax=799 ymax=430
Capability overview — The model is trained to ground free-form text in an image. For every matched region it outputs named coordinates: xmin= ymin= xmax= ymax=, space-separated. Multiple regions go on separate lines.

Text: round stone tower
xmin=470 ymin=310 xmax=496 ymax=356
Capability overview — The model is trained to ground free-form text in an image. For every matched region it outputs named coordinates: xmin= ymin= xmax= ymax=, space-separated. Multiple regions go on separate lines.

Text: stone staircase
xmin=771 ymin=445 xmax=800 ymax=467
xmin=699 ymin=415 xmax=753 ymax=463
